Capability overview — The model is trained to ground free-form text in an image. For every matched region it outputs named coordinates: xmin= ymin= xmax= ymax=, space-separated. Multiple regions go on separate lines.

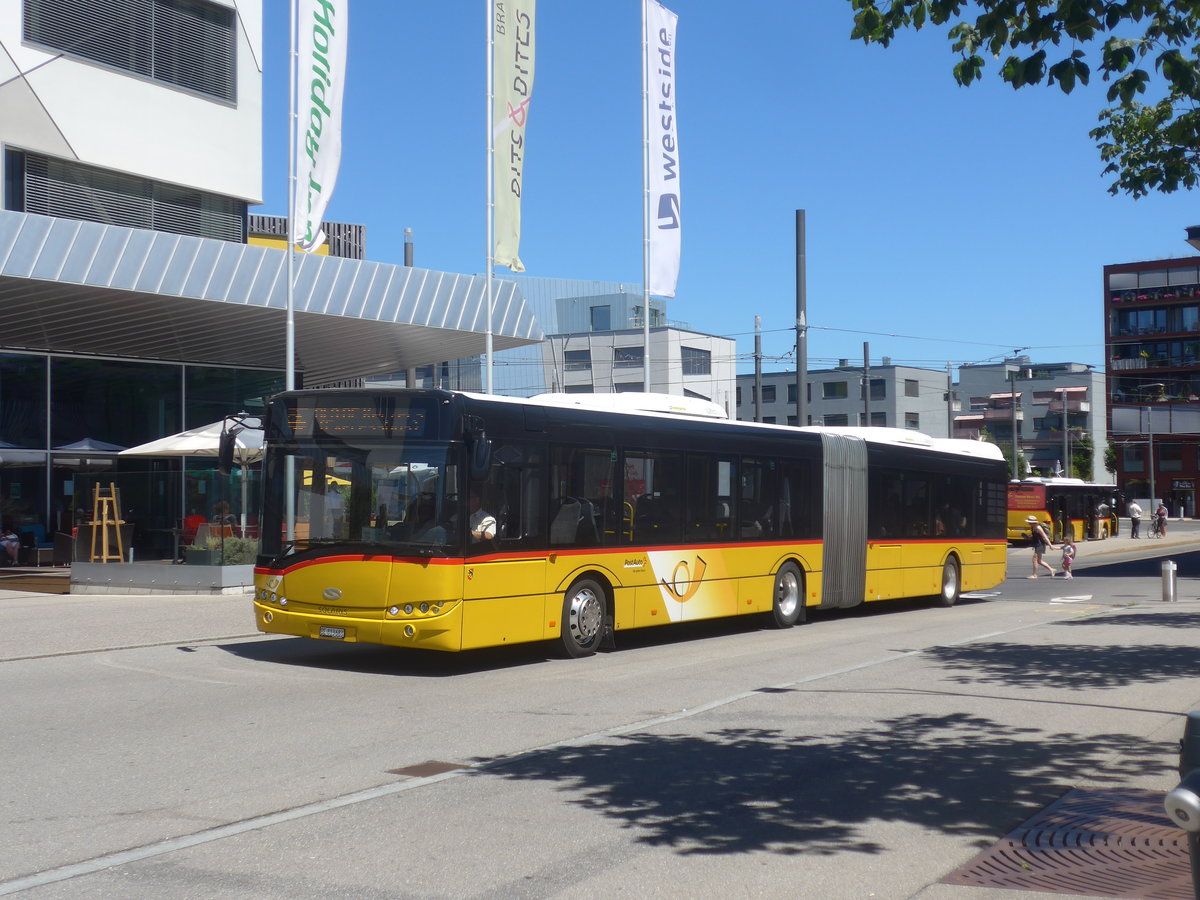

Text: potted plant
xmin=185 ymin=534 xmax=257 ymax=565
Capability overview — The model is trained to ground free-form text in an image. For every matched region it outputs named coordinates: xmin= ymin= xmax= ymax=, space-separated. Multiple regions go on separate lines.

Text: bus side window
xmin=685 ymin=454 xmax=735 ymax=541
xmin=780 ymin=458 xmax=816 ymax=539
xmin=487 ymin=442 xmax=544 ymax=546
xmin=624 ymin=450 xmax=682 ymax=544
xmin=739 ymin=457 xmax=778 ymax=539
xmin=903 ymin=473 xmax=931 ymax=537
xmin=550 ymin=447 xmax=614 ymax=547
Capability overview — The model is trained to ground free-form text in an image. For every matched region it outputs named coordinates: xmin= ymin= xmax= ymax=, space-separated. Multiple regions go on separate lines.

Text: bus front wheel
xmin=560 ymin=578 xmax=606 ymax=658
xmin=936 ymin=557 xmax=961 ymax=608
xmin=770 ymin=562 xmax=805 ymax=628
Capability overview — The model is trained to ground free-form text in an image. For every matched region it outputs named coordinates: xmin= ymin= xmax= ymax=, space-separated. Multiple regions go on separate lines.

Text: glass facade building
xmin=0 ymin=351 xmax=283 ymax=558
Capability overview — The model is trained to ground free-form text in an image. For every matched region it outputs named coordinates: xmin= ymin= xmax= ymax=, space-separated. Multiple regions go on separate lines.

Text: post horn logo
xmin=660 ymin=555 xmax=707 ymax=602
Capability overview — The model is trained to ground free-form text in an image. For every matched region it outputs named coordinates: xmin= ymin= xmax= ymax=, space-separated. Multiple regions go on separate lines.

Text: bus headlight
xmin=388 ymin=606 xmax=400 ymax=616
xmin=269 ymin=592 xmax=278 ymax=604
xmin=403 ymin=604 xmax=414 ymax=615
xmin=278 ymin=597 xmax=288 ymax=607
xmin=419 ymin=603 xmax=429 ymax=613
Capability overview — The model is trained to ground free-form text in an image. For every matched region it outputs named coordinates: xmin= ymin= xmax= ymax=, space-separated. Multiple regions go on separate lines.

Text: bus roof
xmin=527 ymin=391 xmax=728 ymax=419
xmin=800 ymin=426 xmax=1006 ymax=461
xmin=457 ymin=391 xmax=1005 ymax=460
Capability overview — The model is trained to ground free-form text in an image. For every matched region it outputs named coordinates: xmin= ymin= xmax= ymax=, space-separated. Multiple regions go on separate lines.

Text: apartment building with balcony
xmin=955 ymin=358 xmax=1107 ymax=483
xmin=1105 ymin=244 xmax=1200 ymax=515
xmin=735 ymin=362 xmax=951 ymax=434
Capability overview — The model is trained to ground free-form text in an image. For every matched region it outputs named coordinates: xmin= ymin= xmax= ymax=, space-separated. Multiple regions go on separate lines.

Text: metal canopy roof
xmin=0 ymin=211 xmax=543 ymax=385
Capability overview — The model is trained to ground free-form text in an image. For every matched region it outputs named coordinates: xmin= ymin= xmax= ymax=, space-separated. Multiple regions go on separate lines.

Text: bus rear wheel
xmin=560 ymin=578 xmax=606 ymax=658
xmin=770 ymin=562 xmax=805 ymax=628
xmin=935 ymin=557 xmax=960 ymax=608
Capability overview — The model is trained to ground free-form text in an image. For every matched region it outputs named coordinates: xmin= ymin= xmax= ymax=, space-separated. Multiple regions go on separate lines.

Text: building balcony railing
xmin=1110 ymin=355 xmax=1200 ymax=370
xmin=981 ymin=408 xmax=1024 ymax=421
xmin=1046 ymin=400 xmax=1091 ymax=414
xmin=1111 ymin=357 xmax=1148 ymax=370
xmin=1110 ymin=285 xmax=1200 ymax=303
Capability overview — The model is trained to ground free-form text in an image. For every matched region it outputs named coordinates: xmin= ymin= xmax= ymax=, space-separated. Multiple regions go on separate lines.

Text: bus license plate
xmin=318 ymin=626 xmax=346 ymax=640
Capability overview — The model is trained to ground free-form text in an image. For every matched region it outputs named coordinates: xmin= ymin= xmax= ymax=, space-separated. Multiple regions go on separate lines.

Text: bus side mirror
xmin=217 ymin=431 xmax=236 ymax=475
xmin=469 ymin=436 xmax=492 ymax=482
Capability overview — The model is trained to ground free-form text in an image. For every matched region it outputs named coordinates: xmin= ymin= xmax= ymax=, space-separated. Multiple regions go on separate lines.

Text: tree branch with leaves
xmin=848 ymin=1 xmax=1200 ymax=196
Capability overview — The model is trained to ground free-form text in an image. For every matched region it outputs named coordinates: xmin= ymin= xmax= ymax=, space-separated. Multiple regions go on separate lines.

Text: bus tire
xmin=560 ymin=578 xmax=606 ymax=658
xmin=935 ymin=556 xmax=961 ymax=608
xmin=770 ymin=562 xmax=805 ymax=628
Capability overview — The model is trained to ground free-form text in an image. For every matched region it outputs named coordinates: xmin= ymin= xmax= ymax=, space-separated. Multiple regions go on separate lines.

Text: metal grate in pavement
xmin=941 ymin=787 xmax=1193 ymax=899
xmin=386 ymin=760 xmax=464 ymax=778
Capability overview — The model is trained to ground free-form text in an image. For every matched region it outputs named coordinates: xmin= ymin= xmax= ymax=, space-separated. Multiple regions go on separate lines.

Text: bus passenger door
xmin=460 ymin=445 xmax=547 ymax=649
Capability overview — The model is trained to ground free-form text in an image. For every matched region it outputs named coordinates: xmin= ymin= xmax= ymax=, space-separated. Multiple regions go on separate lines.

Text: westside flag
xmin=293 ymin=0 xmax=348 ymax=253
xmin=493 ymin=0 xmax=535 ymax=273
xmin=645 ymin=0 xmax=680 ymax=298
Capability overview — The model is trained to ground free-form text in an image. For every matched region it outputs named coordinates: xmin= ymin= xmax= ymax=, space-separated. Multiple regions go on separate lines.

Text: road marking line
xmin=1051 ymin=595 xmax=1094 ymax=603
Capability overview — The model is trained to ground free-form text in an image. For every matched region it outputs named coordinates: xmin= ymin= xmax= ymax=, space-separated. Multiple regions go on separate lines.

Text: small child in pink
xmin=1060 ymin=539 xmax=1076 ymax=579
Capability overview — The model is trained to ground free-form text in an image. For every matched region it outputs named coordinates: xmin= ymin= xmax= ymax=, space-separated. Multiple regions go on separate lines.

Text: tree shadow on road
xmin=1073 ymin=548 xmax=1200 ymax=580
xmin=1060 ymin=610 xmax=1200 ymax=629
xmin=474 ymin=713 xmax=1171 ymax=857
xmin=922 ymin=641 xmax=1200 ymax=690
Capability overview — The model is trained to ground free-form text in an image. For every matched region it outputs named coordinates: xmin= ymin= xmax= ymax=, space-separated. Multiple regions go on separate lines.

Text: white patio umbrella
xmin=118 ymin=419 xmax=262 ymax=465
xmin=119 ymin=418 xmax=262 ymax=533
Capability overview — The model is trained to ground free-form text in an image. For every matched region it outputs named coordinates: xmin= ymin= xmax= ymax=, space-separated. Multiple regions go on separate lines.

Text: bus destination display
xmin=285 ymin=404 xmax=428 ymax=438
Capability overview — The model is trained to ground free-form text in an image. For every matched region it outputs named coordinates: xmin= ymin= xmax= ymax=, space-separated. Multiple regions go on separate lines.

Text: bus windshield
xmin=259 ymin=440 xmax=463 ymax=560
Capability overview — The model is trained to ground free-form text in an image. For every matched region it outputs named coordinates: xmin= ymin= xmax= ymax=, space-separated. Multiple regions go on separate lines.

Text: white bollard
xmin=1162 ymin=559 xmax=1178 ymax=603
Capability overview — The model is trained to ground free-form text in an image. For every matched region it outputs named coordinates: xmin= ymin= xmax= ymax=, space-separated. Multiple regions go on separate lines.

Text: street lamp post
xmin=1146 ymin=405 xmax=1156 ymax=506
xmin=1009 ymin=368 xmax=1020 ymax=479
xmin=1065 ymin=391 xmax=1075 ymax=482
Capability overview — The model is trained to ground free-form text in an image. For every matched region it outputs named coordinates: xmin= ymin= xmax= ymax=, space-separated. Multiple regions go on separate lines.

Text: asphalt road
xmin=2 ymin=530 xmax=1200 ymax=899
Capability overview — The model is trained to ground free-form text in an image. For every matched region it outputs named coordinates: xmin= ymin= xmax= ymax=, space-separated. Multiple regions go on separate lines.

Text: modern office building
xmin=545 ymin=325 xmax=735 ymax=412
xmin=421 ymin=276 xmax=736 ymax=413
xmin=1105 ymin=239 xmax=1200 ymax=515
xmin=0 ymin=0 xmax=538 ymax=556
xmin=954 ymin=358 xmax=1108 ymax=483
xmin=736 ymin=363 xmax=952 ymax=435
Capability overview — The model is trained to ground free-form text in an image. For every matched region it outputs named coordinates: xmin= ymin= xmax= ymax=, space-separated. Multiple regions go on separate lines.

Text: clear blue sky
xmin=258 ymin=2 xmax=1200 ymax=378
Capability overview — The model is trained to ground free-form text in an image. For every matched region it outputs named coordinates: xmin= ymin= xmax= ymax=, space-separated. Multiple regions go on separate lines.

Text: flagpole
xmin=285 ymin=0 xmax=298 ymax=543
xmin=641 ymin=0 xmax=651 ymax=393
xmin=286 ymin=0 xmax=297 ymax=394
xmin=485 ymin=0 xmax=495 ymax=394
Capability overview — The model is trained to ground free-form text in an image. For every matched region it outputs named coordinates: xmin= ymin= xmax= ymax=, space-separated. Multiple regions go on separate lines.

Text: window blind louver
xmin=23 ymin=0 xmax=235 ymax=102
xmin=21 ymin=153 xmax=245 ymax=243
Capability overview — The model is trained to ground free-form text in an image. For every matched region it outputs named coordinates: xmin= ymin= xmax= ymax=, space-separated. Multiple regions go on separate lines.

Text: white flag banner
xmin=645 ymin=0 xmax=680 ymax=298
xmin=493 ymin=0 xmax=536 ymax=273
xmin=293 ymin=0 xmax=348 ymax=253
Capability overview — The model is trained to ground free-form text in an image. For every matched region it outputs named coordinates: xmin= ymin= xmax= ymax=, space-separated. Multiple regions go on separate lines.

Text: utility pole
xmin=795 ymin=210 xmax=807 ymax=428
xmin=946 ymin=362 xmax=953 ymax=438
xmin=753 ymin=315 xmax=762 ymax=423
xmin=862 ymin=342 xmax=870 ymax=425
xmin=1061 ymin=387 xmax=1069 ymax=477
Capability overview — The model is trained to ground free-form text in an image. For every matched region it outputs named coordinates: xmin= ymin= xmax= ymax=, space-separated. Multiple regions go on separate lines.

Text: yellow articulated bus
xmin=251 ymin=389 xmax=1009 ymax=658
xmin=1007 ymin=478 xmax=1120 ymax=543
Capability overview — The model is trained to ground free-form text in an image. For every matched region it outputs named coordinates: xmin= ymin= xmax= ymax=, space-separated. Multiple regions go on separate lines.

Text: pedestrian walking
xmin=1026 ymin=515 xmax=1056 ymax=578
xmin=1060 ymin=538 xmax=1076 ymax=579
xmin=1128 ymin=500 xmax=1142 ymax=538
